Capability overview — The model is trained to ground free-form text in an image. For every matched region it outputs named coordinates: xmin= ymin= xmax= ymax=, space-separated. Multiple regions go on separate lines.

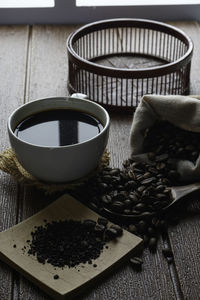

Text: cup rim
xmin=8 ymin=96 xmax=110 ymax=149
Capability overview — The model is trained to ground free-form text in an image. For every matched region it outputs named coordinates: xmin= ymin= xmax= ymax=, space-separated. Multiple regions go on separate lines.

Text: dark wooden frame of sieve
xmin=67 ymin=18 xmax=193 ymax=112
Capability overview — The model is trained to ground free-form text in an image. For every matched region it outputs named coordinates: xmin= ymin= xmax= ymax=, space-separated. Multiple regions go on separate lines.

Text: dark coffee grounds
xmin=27 ymin=218 xmax=122 ymax=268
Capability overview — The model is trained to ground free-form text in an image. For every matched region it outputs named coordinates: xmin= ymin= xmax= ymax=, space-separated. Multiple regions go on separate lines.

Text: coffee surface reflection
xmin=14 ymin=109 xmax=103 ymax=147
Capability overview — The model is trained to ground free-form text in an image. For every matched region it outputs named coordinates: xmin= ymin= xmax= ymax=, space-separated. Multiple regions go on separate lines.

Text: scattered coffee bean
xmin=148 ymin=237 xmax=157 ymax=252
xmin=130 ymin=257 xmax=143 ymax=266
xmin=128 ymin=224 xmax=137 ymax=234
xmin=97 ymin=217 xmax=108 ymax=226
xmin=54 ymin=274 xmax=59 ymax=280
xmin=162 ymin=248 xmax=173 ymax=259
xmin=110 ymin=224 xmax=123 ymax=236
xmin=71 ymin=120 xmax=199 ymax=258
xmin=105 ymin=228 xmax=118 ymax=239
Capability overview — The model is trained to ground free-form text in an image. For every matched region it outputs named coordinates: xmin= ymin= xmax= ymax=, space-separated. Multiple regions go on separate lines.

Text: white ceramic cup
xmin=7 ymin=94 xmax=110 ymax=183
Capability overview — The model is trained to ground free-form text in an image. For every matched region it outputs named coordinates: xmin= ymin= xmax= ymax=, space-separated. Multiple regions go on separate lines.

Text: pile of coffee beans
xmin=76 ymin=121 xmax=200 ymax=219
xmin=75 ymin=163 xmax=173 ymax=218
xmin=21 ymin=121 xmax=198 ymax=273
xmin=73 ymin=121 xmax=200 ymax=255
xmin=26 ymin=217 xmax=123 ymax=268
xmin=73 ymin=165 xmax=171 ymax=253
xmin=143 ymin=120 xmax=200 ymax=164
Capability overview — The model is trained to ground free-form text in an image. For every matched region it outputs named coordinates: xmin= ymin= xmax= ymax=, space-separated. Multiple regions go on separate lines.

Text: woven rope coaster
xmin=0 ymin=148 xmax=110 ymax=194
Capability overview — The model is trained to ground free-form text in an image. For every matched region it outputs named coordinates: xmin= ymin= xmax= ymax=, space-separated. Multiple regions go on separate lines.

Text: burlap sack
xmin=130 ymin=95 xmax=200 ymax=182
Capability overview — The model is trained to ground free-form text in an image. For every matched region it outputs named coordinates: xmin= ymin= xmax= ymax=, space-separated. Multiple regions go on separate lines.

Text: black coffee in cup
xmin=14 ymin=109 xmax=104 ymax=147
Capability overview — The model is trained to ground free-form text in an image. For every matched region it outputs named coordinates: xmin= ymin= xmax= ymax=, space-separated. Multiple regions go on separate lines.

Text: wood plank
xmin=165 ymin=21 xmax=200 ymax=300
xmin=26 ymin=24 xmax=79 ymax=101
xmin=17 ymin=24 xmax=176 ymax=300
xmin=0 ymin=25 xmax=29 ymax=300
xmin=169 ymin=21 xmax=200 ymax=95
xmin=18 ymin=25 xmax=78 ymax=300
xmin=0 ymin=194 xmax=142 ymax=300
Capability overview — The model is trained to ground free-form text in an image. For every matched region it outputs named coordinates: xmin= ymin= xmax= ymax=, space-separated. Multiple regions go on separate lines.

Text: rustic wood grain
xmin=165 ymin=21 xmax=200 ymax=300
xmin=17 ymin=25 xmax=78 ymax=300
xmin=0 ymin=194 xmax=142 ymax=300
xmin=0 ymin=25 xmax=29 ymax=300
xmin=17 ymin=25 xmax=176 ymax=300
xmin=1 ymin=22 xmax=200 ymax=300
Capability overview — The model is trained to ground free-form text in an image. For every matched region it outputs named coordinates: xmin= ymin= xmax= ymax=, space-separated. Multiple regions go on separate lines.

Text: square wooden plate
xmin=0 ymin=194 xmax=142 ymax=299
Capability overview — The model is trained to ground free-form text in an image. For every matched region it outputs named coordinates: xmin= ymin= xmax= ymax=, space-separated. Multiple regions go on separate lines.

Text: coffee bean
xmin=143 ymin=196 xmax=156 ymax=204
xmin=156 ymin=162 xmax=166 ymax=170
xmin=148 ymin=167 xmax=158 ymax=175
xmin=148 ymin=152 xmax=156 ymax=161
xmin=147 ymin=226 xmax=155 ymax=236
xmin=130 ymin=257 xmax=143 ymax=266
xmin=155 ymin=185 xmax=165 ymax=192
xmin=138 ymin=220 xmax=147 ymax=233
xmin=109 ymin=169 xmax=120 ymax=176
xmin=148 ymin=237 xmax=157 ymax=251
xmin=110 ymin=225 xmax=123 ymax=236
xmin=131 ymin=209 xmax=141 ymax=215
xmin=97 ymin=217 xmax=108 ymax=226
xmin=105 ymin=228 xmax=118 ymax=239
xmin=129 ymin=194 xmax=139 ymax=203
xmin=161 ymin=178 xmax=170 ymax=185
xmin=155 ymin=153 xmax=169 ymax=162
xmin=83 ymin=219 xmax=96 ymax=228
xmin=111 ymin=201 xmax=124 ymax=213
xmin=151 ymin=217 xmax=160 ymax=227
xmin=102 ymin=175 xmax=112 ymax=183
xmin=81 ymin=240 xmax=89 ymax=248
xmin=155 ymin=145 xmax=164 ymax=154
xmin=185 ymin=145 xmax=195 ymax=151
xmin=123 ymin=209 xmax=132 ymax=215
xmin=94 ymin=224 xmax=105 ymax=235
xmin=112 ymin=193 xmax=126 ymax=202
xmin=167 ymin=170 xmax=179 ymax=181
xmin=156 ymin=193 xmax=168 ymax=201
xmin=143 ymin=234 xmax=149 ymax=246
xmin=141 ymin=211 xmax=152 ymax=217
xmin=137 ymin=185 xmax=146 ymax=193
xmin=141 ymin=177 xmax=156 ymax=185
xmin=135 ymin=203 xmax=146 ymax=211
xmin=132 ymin=167 xmax=144 ymax=174
xmin=136 ymin=174 xmax=145 ymax=181
xmin=99 ymin=182 xmax=108 ymax=191
xmin=143 ymin=172 xmax=152 ymax=179
xmin=125 ymin=180 xmax=137 ymax=189
xmin=162 ymin=248 xmax=173 ymax=258
xmin=128 ymin=224 xmax=137 ymax=234
xmin=124 ymin=199 xmax=132 ymax=208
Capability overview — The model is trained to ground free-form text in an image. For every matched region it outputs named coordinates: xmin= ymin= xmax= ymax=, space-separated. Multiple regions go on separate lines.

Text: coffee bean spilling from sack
xmin=143 ymin=120 xmax=200 ymax=163
xmin=77 ymin=121 xmax=200 ymax=218
xmin=74 ymin=121 xmax=199 ymax=256
xmin=78 ymin=164 xmax=173 ymax=217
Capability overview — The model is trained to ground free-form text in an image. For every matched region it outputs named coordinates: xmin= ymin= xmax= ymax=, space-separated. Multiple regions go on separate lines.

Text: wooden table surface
xmin=0 ymin=22 xmax=200 ymax=300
